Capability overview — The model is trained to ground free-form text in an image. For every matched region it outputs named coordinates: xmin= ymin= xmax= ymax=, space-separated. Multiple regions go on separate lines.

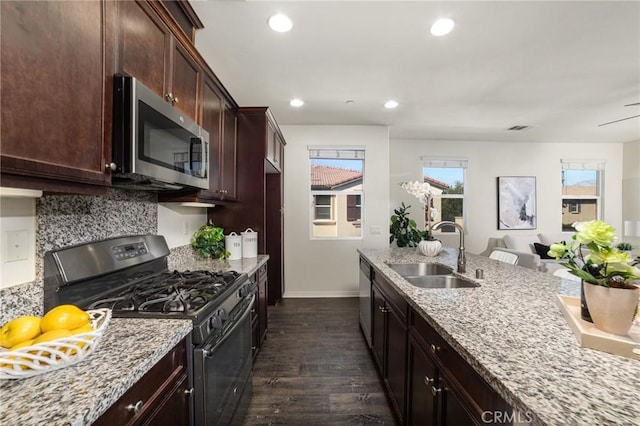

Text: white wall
xmin=622 ymin=140 xmax=640 ymax=246
xmin=0 ymin=198 xmax=37 ymax=288
xmin=390 ymin=140 xmax=624 ymax=254
xmin=157 ymin=204 xmax=208 ymax=248
xmin=281 ymin=125 xmax=389 ymax=297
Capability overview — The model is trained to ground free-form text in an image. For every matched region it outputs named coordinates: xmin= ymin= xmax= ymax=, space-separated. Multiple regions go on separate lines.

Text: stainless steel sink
xmin=404 ymin=275 xmax=480 ymax=289
xmin=386 ymin=263 xmax=453 ymax=277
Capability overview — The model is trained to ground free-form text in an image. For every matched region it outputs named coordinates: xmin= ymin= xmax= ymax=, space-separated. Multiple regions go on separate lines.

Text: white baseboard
xmin=283 ymin=290 xmax=359 ymax=298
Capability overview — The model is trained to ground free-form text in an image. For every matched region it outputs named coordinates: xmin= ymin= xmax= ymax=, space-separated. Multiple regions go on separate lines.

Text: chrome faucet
xmin=430 ymin=221 xmax=466 ymax=273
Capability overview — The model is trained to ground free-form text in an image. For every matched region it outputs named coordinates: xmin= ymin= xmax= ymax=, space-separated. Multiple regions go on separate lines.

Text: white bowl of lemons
xmin=0 ymin=305 xmax=111 ymax=379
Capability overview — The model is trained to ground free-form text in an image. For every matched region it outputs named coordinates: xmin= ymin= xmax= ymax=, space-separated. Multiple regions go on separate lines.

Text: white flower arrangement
xmin=400 ymin=181 xmax=439 ymax=240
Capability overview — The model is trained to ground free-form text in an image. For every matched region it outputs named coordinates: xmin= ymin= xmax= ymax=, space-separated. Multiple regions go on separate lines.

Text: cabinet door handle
xmin=424 ymin=375 xmax=434 ymax=386
xmin=430 ymin=344 xmax=441 ymax=354
xmin=126 ymin=400 xmax=144 ymax=414
xmin=431 ymin=386 xmax=442 ymax=397
xmin=184 ymin=388 xmax=194 ymax=396
xmin=173 ymin=96 xmax=179 ymax=104
xmin=105 ymin=162 xmax=117 ymax=171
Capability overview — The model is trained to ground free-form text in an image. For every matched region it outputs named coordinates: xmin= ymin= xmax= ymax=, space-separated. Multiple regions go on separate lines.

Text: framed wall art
xmin=497 ymin=176 xmax=537 ymax=230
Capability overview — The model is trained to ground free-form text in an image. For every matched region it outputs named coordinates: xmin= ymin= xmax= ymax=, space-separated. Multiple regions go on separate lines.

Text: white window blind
xmin=308 ymin=146 xmax=366 ymax=159
xmin=561 ymin=159 xmax=606 ymax=170
xmin=421 ymin=158 xmax=468 ymax=168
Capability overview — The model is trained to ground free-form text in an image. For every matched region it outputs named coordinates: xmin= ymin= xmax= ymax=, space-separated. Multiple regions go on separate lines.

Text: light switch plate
xmin=370 ymin=225 xmax=382 ymax=235
xmin=4 ymin=230 xmax=29 ymax=262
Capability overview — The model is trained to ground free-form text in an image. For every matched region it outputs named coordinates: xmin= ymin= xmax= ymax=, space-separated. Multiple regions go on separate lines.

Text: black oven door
xmin=194 ymin=295 xmax=254 ymax=426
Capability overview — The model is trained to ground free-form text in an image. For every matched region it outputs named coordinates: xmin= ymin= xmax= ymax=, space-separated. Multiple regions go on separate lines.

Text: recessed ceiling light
xmin=430 ymin=18 xmax=455 ymax=36
xmin=384 ymin=100 xmax=399 ymax=109
xmin=268 ymin=14 xmax=293 ymax=32
xmin=290 ymin=98 xmax=304 ymax=107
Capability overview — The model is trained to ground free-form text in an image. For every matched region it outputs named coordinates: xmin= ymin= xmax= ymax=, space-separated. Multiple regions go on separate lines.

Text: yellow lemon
xmin=41 ymin=305 xmax=90 ymax=332
xmin=9 ymin=339 xmax=35 ymax=351
xmin=1 ymin=339 xmax=36 ymax=370
xmin=33 ymin=329 xmax=72 ymax=344
xmin=1 ymin=315 xmax=42 ymax=348
xmin=67 ymin=324 xmax=94 ymax=354
xmin=70 ymin=323 xmax=93 ymax=335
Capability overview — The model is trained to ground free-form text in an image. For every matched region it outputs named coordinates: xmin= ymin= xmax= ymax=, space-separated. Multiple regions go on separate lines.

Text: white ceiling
xmin=192 ymin=0 xmax=640 ymax=144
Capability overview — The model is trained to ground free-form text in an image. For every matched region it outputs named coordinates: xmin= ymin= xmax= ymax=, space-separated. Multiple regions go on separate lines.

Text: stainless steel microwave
xmin=111 ymin=75 xmax=209 ymax=190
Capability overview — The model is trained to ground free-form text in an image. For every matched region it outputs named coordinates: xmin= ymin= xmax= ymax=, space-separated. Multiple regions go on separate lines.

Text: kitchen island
xmin=0 ymin=318 xmax=192 ymax=425
xmin=359 ymin=247 xmax=639 ymax=425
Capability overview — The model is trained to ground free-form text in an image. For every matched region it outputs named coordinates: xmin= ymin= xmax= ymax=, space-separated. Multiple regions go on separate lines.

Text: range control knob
xmin=238 ymin=284 xmax=252 ymax=298
xmin=217 ymin=308 xmax=228 ymax=321
xmin=209 ymin=313 xmax=222 ymax=329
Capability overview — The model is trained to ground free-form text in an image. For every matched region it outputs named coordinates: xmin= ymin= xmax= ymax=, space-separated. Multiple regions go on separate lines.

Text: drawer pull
xmin=431 ymin=386 xmax=442 ymax=396
xmin=184 ymin=388 xmax=194 ymax=396
xmin=424 ymin=375 xmax=434 ymax=386
xmin=126 ymin=400 xmax=144 ymax=414
xmin=430 ymin=344 xmax=441 ymax=354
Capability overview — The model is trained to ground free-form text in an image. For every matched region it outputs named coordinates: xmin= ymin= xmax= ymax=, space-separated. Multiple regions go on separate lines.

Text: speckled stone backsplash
xmin=35 ymin=189 xmax=157 ymax=281
xmin=1 ymin=189 xmax=157 ymax=324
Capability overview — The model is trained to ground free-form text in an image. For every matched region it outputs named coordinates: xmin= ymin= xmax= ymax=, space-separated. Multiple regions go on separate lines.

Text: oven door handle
xmin=203 ymin=294 xmax=255 ymax=357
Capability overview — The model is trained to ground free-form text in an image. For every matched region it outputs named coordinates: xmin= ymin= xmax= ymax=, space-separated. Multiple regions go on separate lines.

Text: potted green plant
xmin=549 ymin=220 xmax=640 ymax=335
xmin=390 ymin=203 xmax=426 ymax=248
xmin=192 ymin=222 xmax=230 ymax=259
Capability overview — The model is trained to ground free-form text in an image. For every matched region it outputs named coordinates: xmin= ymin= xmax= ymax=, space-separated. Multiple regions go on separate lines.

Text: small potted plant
xmin=549 ymin=220 xmax=640 ymax=335
xmin=400 ymin=181 xmax=442 ymax=256
xmin=390 ymin=203 xmax=426 ymax=248
xmin=192 ymin=222 xmax=230 ymax=259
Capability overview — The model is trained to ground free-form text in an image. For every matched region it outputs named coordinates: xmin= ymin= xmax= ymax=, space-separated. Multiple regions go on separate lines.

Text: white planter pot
xmin=583 ymin=282 xmax=640 ymax=335
xmin=417 ymin=240 xmax=442 ymax=257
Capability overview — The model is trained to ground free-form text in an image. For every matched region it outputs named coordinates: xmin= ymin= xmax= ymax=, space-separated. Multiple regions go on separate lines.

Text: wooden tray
xmin=556 ymin=295 xmax=639 ymax=360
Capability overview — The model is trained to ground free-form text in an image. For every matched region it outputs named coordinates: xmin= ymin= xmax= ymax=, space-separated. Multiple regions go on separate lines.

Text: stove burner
xmin=87 ymin=270 xmax=241 ymax=314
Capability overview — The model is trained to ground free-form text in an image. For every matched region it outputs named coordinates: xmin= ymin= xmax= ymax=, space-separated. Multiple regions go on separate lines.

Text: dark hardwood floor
xmin=243 ymin=297 xmax=397 ymax=425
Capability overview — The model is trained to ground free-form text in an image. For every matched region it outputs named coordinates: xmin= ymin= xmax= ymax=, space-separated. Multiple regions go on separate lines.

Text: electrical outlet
xmin=4 ymin=230 xmax=29 ymax=262
xmin=183 ymin=220 xmax=189 ymax=235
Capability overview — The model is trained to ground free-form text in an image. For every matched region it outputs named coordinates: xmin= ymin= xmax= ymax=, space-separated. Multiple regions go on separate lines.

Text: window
xmin=309 ymin=147 xmax=364 ymax=239
xmin=314 ymin=195 xmax=333 ymax=220
xmin=561 ymin=160 xmax=604 ymax=231
xmin=422 ymin=159 xmax=467 ymax=233
xmin=347 ymin=195 xmax=361 ymax=222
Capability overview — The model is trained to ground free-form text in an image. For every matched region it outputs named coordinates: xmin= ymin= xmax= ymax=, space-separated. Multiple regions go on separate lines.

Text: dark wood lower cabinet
xmin=371 ymin=271 xmax=408 ymax=424
xmin=366 ymin=262 xmax=512 ymax=426
xmin=407 ymin=334 xmax=438 ymax=425
xmin=251 ymin=263 xmax=268 ymax=360
xmin=94 ymin=338 xmax=190 ymax=426
xmin=407 ymin=309 xmax=512 ymax=426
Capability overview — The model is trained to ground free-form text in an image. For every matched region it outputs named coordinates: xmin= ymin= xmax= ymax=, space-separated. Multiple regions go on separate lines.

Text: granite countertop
xmin=0 ymin=318 xmax=192 ymax=426
xmin=168 ymin=247 xmax=269 ymax=277
xmin=359 ymin=247 xmax=640 ymax=426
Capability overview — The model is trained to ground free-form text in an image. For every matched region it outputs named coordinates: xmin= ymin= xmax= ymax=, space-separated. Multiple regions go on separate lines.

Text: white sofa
xmin=480 ymin=232 xmax=574 ymax=272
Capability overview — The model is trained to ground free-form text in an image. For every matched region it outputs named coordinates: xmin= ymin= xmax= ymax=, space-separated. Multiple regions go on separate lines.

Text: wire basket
xmin=0 ymin=309 xmax=111 ymax=379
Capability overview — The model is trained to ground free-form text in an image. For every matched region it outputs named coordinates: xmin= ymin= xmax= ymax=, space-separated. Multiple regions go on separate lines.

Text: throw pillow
xmin=533 ymin=242 xmax=553 ymax=259
xmin=534 ymin=242 xmax=565 ymax=260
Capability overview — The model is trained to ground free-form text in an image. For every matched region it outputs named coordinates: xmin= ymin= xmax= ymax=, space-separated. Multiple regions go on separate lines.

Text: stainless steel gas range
xmin=43 ymin=235 xmax=253 ymax=426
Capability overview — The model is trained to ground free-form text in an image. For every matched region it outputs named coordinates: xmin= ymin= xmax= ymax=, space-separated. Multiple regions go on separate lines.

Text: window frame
xmin=422 ymin=159 xmax=468 ymax=234
xmin=560 ymin=160 xmax=604 ymax=228
xmin=309 ymin=146 xmax=365 ymax=240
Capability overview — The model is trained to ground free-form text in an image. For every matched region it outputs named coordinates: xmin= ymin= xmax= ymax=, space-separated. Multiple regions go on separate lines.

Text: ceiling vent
xmin=507 ymin=125 xmax=529 ymax=131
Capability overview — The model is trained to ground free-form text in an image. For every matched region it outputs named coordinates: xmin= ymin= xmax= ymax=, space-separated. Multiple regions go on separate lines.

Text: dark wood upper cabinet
xmin=117 ymin=0 xmax=201 ymax=123
xmin=0 ymin=0 xmax=114 ymax=192
xmin=208 ymin=107 xmax=285 ymax=305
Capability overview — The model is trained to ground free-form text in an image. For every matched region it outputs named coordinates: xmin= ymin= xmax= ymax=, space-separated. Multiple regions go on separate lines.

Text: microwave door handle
xmin=189 ymin=137 xmax=202 ymax=177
